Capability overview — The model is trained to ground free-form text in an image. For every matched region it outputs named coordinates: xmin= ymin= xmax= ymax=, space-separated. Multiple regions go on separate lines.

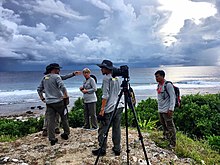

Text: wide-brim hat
xmin=44 ymin=63 xmax=62 ymax=74
xmin=97 ymin=60 xmax=114 ymax=70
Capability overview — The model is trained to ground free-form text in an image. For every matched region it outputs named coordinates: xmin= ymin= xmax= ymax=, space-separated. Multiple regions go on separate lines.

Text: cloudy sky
xmin=0 ymin=0 xmax=219 ymax=71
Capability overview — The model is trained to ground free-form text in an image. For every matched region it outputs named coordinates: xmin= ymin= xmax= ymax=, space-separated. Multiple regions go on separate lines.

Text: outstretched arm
xmin=61 ymin=71 xmax=81 ymax=80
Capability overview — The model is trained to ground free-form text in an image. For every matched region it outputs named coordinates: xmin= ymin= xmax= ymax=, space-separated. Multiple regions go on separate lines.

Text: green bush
xmin=69 ymin=97 xmax=84 ymax=127
xmin=207 ymin=135 xmax=220 ymax=153
xmin=121 ymin=98 xmax=158 ymax=128
xmin=72 ymin=97 xmax=84 ymax=111
xmin=0 ymin=117 xmax=44 ymax=138
xmin=68 ymin=108 xmax=84 ymax=128
xmin=174 ymin=94 xmax=220 ymax=139
xmin=0 ymin=119 xmax=22 ymax=136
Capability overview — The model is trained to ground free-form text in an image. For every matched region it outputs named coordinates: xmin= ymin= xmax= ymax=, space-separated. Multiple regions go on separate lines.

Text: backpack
xmin=164 ymin=81 xmax=181 ymax=108
xmin=129 ymin=84 xmax=136 ymax=108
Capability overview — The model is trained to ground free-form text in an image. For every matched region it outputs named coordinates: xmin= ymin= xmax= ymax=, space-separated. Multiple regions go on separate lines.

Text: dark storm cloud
xmin=0 ymin=0 xmax=219 ymax=71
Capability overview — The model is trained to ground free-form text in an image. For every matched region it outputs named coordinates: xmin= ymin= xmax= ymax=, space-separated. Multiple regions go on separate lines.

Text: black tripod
xmin=94 ymin=77 xmax=150 ymax=165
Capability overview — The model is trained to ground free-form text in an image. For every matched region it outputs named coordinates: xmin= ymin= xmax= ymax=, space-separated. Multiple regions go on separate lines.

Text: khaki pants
xmin=46 ymin=101 xmax=70 ymax=141
xmin=159 ymin=112 xmax=176 ymax=146
xmin=98 ymin=108 xmax=123 ymax=152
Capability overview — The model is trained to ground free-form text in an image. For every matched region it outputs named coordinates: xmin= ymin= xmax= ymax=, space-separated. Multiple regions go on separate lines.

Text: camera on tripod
xmin=112 ymin=65 xmax=129 ymax=78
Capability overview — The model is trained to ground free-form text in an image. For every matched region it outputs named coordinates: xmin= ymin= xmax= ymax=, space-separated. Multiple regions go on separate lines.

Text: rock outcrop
xmin=0 ymin=128 xmax=193 ymax=165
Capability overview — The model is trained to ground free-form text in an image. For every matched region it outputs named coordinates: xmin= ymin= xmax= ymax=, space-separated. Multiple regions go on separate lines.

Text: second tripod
xmin=94 ymin=77 xmax=150 ymax=165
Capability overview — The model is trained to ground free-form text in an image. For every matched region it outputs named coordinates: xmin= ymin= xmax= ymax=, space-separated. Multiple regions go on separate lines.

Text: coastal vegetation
xmin=0 ymin=89 xmax=219 ymax=164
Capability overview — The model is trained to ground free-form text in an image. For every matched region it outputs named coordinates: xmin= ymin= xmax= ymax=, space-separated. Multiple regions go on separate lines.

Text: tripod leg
xmin=126 ymin=90 xmax=150 ymax=165
xmin=124 ymin=92 xmax=130 ymax=164
xmin=94 ymin=89 xmax=124 ymax=165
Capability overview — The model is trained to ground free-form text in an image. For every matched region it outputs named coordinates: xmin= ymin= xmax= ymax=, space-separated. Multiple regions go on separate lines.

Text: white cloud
xmin=86 ymin=0 xmax=111 ymax=12
xmin=158 ymin=0 xmax=217 ymax=46
xmin=0 ymin=0 xmax=220 ymax=70
xmin=23 ymin=0 xmax=89 ymax=20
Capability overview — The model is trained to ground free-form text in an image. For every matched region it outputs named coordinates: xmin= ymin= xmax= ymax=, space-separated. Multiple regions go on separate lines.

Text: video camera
xmin=112 ymin=65 xmax=129 ymax=78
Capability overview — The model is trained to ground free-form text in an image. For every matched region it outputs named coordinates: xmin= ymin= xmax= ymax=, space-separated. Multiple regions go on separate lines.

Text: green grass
xmin=0 ymin=135 xmax=17 ymax=142
xmin=149 ymin=131 xmax=220 ymax=165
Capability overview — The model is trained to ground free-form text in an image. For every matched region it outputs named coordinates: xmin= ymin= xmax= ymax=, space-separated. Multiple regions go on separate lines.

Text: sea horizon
xmin=0 ymin=65 xmax=220 ymax=116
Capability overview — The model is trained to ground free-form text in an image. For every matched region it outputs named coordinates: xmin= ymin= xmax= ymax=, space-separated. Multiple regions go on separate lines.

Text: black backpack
xmin=164 ymin=81 xmax=181 ymax=108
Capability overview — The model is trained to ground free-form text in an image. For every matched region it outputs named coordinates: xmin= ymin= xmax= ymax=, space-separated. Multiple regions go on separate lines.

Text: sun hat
xmin=44 ymin=63 xmax=62 ymax=74
xmin=97 ymin=60 xmax=114 ymax=70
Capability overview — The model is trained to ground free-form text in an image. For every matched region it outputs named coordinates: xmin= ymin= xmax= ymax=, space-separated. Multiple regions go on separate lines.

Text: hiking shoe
xmin=55 ymin=128 xmax=60 ymax=134
xmin=42 ymin=129 xmax=47 ymax=137
xmin=112 ymin=148 xmax=121 ymax=156
xmin=50 ymin=138 xmax=58 ymax=146
xmin=90 ymin=127 xmax=98 ymax=131
xmin=82 ymin=126 xmax=90 ymax=130
xmin=61 ymin=133 xmax=68 ymax=140
xmin=92 ymin=148 xmax=106 ymax=156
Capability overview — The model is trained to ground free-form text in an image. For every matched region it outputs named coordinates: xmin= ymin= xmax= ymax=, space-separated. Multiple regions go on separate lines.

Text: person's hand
xmin=79 ymin=87 xmax=84 ymax=91
xmin=74 ymin=71 xmax=81 ymax=76
xmin=41 ymin=97 xmax=46 ymax=103
xmin=99 ymin=108 xmax=105 ymax=116
xmin=63 ymin=97 xmax=69 ymax=106
xmin=167 ymin=110 xmax=173 ymax=117
xmin=82 ymin=89 xmax=88 ymax=94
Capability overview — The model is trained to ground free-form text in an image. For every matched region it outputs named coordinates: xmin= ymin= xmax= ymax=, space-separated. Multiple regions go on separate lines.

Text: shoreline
xmin=0 ymin=98 xmax=75 ymax=118
xmin=0 ymin=87 xmax=219 ymax=118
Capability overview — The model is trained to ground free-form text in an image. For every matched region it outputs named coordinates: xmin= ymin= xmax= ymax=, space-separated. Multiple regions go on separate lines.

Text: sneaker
xmin=50 ymin=138 xmax=58 ymax=146
xmin=42 ymin=129 xmax=47 ymax=137
xmin=112 ymin=148 xmax=120 ymax=156
xmin=55 ymin=128 xmax=60 ymax=134
xmin=92 ymin=148 xmax=106 ymax=156
xmin=61 ymin=133 xmax=68 ymax=140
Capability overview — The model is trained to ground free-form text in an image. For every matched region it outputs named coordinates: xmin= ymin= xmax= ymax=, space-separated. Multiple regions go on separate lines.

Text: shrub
xmin=174 ymin=94 xmax=220 ymax=139
xmin=121 ymin=98 xmax=158 ymax=128
xmin=0 ymin=117 xmax=44 ymax=138
xmin=207 ymin=135 xmax=220 ymax=153
xmin=68 ymin=108 xmax=84 ymax=128
xmin=69 ymin=97 xmax=84 ymax=128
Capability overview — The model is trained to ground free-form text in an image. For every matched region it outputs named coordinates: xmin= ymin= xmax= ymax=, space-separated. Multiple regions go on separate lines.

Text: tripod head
xmin=121 ymin=77 xmax=129 ymax=89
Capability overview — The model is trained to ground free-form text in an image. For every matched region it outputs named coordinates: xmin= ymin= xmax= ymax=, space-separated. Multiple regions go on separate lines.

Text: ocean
xmin=0 ymin=66 xmax=220 ymax=116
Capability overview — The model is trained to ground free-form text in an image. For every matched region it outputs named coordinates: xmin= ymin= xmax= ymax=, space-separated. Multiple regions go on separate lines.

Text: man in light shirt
xmin=155 ymin=70 xmax=176 ymax=149
xmin=92 ymin=60 xmax=124 ymax=156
